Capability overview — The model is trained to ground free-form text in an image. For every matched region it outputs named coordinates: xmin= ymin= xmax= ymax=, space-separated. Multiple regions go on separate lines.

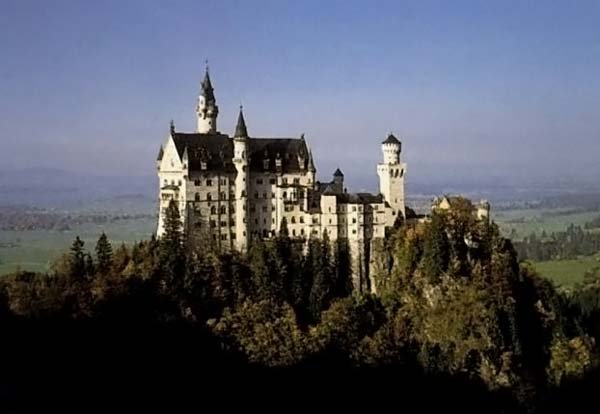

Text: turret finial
xmin=170 ymin=119 xmax=175 ymax=135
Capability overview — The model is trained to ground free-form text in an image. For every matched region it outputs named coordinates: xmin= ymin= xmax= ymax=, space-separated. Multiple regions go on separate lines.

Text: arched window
xmin=283 ymin=191 xmax=287 ymax=198
xmin=195 ymin=193 xmax=200 ymax=202
xmin=220 ymin=206 xmax=226 ymax=214
xmin=211 ymin=206 xmax=216 ymax=215
xmin=207 ymin=193 xmax=212 ymax=201
xmin=291 ymin=216 xmax=296 ymax=224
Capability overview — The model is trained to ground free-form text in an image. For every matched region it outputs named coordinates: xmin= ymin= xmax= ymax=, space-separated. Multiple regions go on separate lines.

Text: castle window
xmin=220 ymin=206 xmax=226 ymax=214
xmin=213 ymin=234 xmax=217 ymax=240
xmin=300 ymin=216 xmax=304 ymax=224
xmin=292 ymin=229 xmax=296 ymax=236
xmin=272 ymin=218 xmax=275 ymax=224
xmin=241 ymin=190 xmax=246 ymax=197
xmin=256 ymin=179 xmax=263 ymax=185
xmin=293 ymin=178 xmax=300 ymax=185
xmin=271 ymin=193 xmax=275 ymax=199
xmin=301 ymin=229 xmax=305 ymax=235
xmin=206 ymin=179 xmax=212 ymax=186
xmin=262 ymin=206 xmax=267 ymax=212
xmin=352 ymin=218 xmax=357 ymax=224
xmin=220 ymin=192 xmax=226 ymax=200
xmin=207 ymin=193 xmax=212 ymax=201
xmin=221 ymin=234 xmax=227 ymax=241
xmin=210 ymin=220 xmax=216 ymax=228
xmin=230 ymin=219 xmax=235 ymax=226
xmin=254 ymin=219 xmax=258 ymax=225
xmin=178 ymin=180 xmax=181 ymax=186
xmin=352 ymin=206 xmax=356 ymax=212
xmin=250 ymin=206 xmax=256 ymax=213
xmin=269 ymin=178 xmax=276 ymax=185
xmin=283 ymin=191 xmax=287 ymax=198
xmin=243 ymin=205 xmax=246 ymax=211
xmin=291 ymin=217 xmax=296 ymax=224
xmin=231 ymin=233 xmax=236 ymax=240
xmin=230 ymin=206 xmax=235 ymax=213
xmin=329 ymin=219 xmax=332 ymax=224
xmin=194 ymin=179 xmax=200 ymax=186
xmin=254 ymin=192 xmax=259 ymax=199
xmin=220 ymin=179 xmax=227 ymax=185
xmin=328 ymin=207 xmax=331 ymax=212
xmin=211 ymin=206 xmax=216 ymax=215
xmin=195 ymin=193 xmax=200 ymax=202
xmin=312 ymin=217 xmax=318 ymax=224
xmin=282 ymin=178 xmax=288 ymax=184
xmin=263 ymin=218 xmax=266 ymax=224
xmin=220 ymin=221 xmax=227 ymax=227
xmin=352 ymin=230 xmax=357 ymax=234
xmin=243 ymin=231 xmax=246 ymax=236
xmin=263 ymin=192 xmax=267 ymax=199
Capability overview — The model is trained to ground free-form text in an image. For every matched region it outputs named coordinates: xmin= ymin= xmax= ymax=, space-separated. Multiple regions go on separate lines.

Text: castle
xmin=156 ymin=67 xmax=407 ymax=292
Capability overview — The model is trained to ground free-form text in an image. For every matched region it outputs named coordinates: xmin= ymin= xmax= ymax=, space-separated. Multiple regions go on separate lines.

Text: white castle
xmin=156 ymin=67 xmax=407 ymax=292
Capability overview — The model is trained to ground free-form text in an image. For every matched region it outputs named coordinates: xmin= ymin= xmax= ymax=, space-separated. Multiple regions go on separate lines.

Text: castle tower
xmin=377 ymin=133 xmax=406 ymax=219
xmin=196 ymin=64 xmax=219 ymax=133
xmin=233 ymin=106 xmax=249 ymax=251
xmin=332 ymin=168 xmax=344 ymax=193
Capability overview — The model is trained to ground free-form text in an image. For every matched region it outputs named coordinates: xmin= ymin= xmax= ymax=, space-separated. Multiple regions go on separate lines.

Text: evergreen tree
xmin=421 ymin=212 xmax=449 ymax=282
xmin=309 ymin=231 xmax=336 ymax=321
xmin=95 ymin=232 xmax=113 ymax=273
xmin=159 ymin=199 xmax=186 ymax=293
xmin=69 ymin=236 xmax=86 ymax=279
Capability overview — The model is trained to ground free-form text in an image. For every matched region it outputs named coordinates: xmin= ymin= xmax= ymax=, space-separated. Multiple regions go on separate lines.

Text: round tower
xmin=196 ymin=64 xmax=219 ymax=133
xmin=377 ymin=133 xmax=406 ymax=219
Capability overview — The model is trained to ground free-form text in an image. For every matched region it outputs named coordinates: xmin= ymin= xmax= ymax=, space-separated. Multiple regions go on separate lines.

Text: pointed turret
xmin=196 ymin=62 xmax=219 ymax=133
xmin=308 ymin=150 xmax=316 ymax=172
xmin=170 ymin=119 xmax=175 ymax=135
xmin=201 ymin=64 xmax=216 ymax=103
xmin=234 ymin=106 xmax=248 ymax=138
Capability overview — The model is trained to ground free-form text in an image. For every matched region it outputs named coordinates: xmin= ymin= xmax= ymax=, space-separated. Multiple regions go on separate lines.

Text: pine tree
xmin=159 ymin=199 xmax=186 ymax=293
xmin=95 ymin=232 xmax=113 ymax=273
xmin=69 ymin=236 xmax=86 ymax=279
xmin=421 ymin=212 xmax=449 ymax=282
xmin=309 ymin=231 xmax=336 ymax=321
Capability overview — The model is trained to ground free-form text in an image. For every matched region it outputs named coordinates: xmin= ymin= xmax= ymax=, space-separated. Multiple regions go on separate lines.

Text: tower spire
xmin=196 ymin=61 xmax=219 ymax=133
xmin=235 ymin=105 xmax=248 ymax=138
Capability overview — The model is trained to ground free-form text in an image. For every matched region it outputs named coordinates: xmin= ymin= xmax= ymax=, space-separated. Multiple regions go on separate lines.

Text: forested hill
xmin=1 ymin=198 xmax=600 ymax=412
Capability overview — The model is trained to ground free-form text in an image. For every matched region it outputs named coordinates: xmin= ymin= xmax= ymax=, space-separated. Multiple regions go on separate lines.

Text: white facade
xmin=156 ymin=69 xmax=407 ymax=292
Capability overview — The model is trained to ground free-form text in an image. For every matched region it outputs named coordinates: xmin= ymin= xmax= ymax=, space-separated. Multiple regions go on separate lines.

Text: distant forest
xmin=2 ymin=198 xmax=600 ymax=412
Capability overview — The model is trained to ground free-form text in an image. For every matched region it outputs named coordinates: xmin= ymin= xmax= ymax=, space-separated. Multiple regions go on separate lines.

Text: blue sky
xmin=1 ymin=0 xmax=599 ymax=190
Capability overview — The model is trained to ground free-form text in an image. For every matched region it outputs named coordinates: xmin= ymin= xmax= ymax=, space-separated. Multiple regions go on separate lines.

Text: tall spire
xmin=200 ymin=60 xmax=215 ymax=103
xmin=235 ymin=105 xmax=248 ymax=138
xmin=308 ymin=149 xmax=316 ymax=172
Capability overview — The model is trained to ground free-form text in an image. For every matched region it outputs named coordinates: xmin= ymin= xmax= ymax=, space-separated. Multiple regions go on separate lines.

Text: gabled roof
xmin=171 ymin=132 xmax=235 ymax=172
xmin=248 ymin=138 xmax=309 ymax=172
xmin=169 ymin=132 xmax=310 ymax=173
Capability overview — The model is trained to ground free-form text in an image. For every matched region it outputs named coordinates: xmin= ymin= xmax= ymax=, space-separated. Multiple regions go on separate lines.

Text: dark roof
xmin=201 ymin=69 xmax=216 ymax=103
xmin=338 ymin=192 xmax=384 ymax=204
xmin=322 ymin=184 xmax=336 ymax=196
xmin=333 ymin=168 xmax=344 ymax=177
xmin=234 ymin=109 xmax=248 ymax=137
xmin=170 ymin=133 xmax=310 ymax=173
xmin=172 ymin=132 xmax=235 ymax=172
xmin=382 ymin=134 xmax=400 ymax=145
xmin=248 ymin=138 xmax=309 ymax=173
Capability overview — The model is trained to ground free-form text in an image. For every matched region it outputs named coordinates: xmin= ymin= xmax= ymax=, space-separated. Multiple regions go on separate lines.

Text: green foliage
xmin=94 ymin=232 xmax=113 ymax=274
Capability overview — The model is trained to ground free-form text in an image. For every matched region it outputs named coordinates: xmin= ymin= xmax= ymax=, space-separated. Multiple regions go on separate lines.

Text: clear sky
xmin=1 ymin=0 xmax=599 ymax=190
